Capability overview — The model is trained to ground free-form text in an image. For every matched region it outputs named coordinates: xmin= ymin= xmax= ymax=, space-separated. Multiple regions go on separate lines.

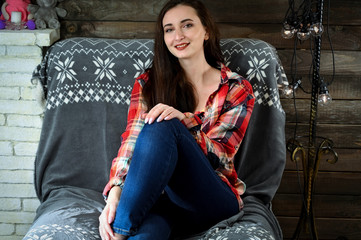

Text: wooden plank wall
xmin=57 ymin=0 xmax=361 ymax=239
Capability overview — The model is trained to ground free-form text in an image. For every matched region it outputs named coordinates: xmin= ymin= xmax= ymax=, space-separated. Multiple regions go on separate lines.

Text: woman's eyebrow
xmin=180 ymin=18 xmax=194 ymax=23
xmin=163 ymin=18 xmax=194 ymax=28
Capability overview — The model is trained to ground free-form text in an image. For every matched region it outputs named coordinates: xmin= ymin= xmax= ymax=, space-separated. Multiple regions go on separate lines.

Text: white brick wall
xmin=0 ymin=29 xmax=59 ymax=239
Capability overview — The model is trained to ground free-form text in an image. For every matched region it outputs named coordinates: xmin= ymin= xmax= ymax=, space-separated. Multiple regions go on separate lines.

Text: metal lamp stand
xmin=286 ymin=0 xmax=338 ymax=239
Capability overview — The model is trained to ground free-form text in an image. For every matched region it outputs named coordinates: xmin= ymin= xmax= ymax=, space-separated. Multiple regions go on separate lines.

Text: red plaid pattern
xmin=103 ymin=64 xmax=255 ymax=208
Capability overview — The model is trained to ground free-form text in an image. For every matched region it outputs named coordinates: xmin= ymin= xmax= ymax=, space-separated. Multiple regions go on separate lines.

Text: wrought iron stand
xmin=286 ymin=0 xmax=338 ymax=239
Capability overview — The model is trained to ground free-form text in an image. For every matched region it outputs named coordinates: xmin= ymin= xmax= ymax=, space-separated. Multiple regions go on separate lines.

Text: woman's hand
xmin=99 ymin=186 xmax=121 ymax=240
xmin=144 ymin=103 xmax=185 ymax=124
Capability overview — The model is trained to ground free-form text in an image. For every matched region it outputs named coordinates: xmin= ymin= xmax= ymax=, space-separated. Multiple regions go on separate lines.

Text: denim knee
xmin=136 ymin=119 xmax=187 ymax=147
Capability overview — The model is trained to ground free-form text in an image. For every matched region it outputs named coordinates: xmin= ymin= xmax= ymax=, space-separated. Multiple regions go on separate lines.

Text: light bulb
xmin=282 ymin=28 xmax=295 ymax=39
xmin=282 ymin=79 xmax=301 ymax=98
xmin=318 ymin=93 xmax=332 ymax=105
xmin=309 ymin=23 xmax=324 ymax=37
xmin=282 ymin=23 xmax=295 ymax=39
xmin=282 ymin=27 xmax=295 ymax=39
xmin=297 ymin=31 xmax=311 ymax=41
xmin=282 ymin=85 xmax=294 ymax=98
xmin=318 ymin=82 xmax=332 ymax=106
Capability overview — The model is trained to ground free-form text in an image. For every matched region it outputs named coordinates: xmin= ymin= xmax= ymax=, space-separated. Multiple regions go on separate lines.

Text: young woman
xmin=99 ymin=0 xmax=255 ymax=239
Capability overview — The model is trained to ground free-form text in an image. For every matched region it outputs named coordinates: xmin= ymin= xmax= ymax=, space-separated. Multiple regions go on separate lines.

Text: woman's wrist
xmin=108 ymin=186 xmax=121 ymax=203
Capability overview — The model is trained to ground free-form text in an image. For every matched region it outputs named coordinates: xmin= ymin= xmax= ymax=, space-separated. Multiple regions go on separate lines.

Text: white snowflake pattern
xmin=54 ymin=57 xmax=77 ymax=85
xmin=93 ymin=56 xmax=116 ymax=81
xmin=133 ymin=58 xmax=151 ymax=78
xmin=23 ymin=224 xmax=100 ymax=240
xmin=246 ymin=56 xmax=270 ymax=83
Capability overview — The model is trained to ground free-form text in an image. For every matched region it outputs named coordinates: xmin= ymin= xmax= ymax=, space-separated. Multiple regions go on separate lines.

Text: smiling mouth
xmin=175 ymin=43 xmax=189 ymax=50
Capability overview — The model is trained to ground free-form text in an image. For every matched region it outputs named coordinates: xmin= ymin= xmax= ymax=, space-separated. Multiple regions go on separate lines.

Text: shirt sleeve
xmin=103 ymin=77 xmax=147 ymax=198
xmin=181 ymin=78 xmax=255 ymax=186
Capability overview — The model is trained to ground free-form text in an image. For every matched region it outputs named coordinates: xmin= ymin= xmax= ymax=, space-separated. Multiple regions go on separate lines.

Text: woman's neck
xmin=179 ymin=56 xmax=221 ymax=112
xmin=179 ymin=57 xmax=213 ymax=86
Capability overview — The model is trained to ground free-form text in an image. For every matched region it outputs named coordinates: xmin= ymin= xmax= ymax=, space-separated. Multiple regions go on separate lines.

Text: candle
xmin=11 ymin=12 xmax=22 ymax=23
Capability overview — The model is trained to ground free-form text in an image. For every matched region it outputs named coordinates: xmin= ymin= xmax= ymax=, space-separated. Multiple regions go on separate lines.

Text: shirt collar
xmin=220 ymin=62 xmax=232 ymax=85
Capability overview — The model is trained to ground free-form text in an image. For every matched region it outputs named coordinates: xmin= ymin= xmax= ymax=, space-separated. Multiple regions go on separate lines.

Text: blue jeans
xmin=112 ymin=119 xmax=239 ymax=239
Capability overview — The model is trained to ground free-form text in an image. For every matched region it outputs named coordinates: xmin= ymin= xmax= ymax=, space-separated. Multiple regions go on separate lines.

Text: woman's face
xmin=162 ymin=5 xmax=209 ymax=61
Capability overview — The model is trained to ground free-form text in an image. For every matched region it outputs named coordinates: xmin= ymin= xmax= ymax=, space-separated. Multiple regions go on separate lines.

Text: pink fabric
xmin=0 ymin=0 xmax=31 ymax=22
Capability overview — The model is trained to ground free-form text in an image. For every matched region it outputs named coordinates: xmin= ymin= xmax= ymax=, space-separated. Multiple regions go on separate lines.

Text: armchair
xmin=24 ymin=37 xmax=287 ymax=240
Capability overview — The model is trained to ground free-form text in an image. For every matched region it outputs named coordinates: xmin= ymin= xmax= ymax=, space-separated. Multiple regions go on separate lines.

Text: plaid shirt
xmin=103 ymin=64 xmax=255 ymax=209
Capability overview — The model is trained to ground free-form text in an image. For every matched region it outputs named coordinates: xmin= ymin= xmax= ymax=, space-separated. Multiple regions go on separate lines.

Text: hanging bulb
xmin=309 ymin=23 xmax=324 ymax=37
xmin=297 ymin=30 xmax=311 ymax=41
xmin=282 ymin=28 xmax=295 ymax=39
xmin=318 ymin=82 xmax=332 ymax=106
xmin=282 ymin=79 xmax=301 ymax=98
xmin=318 ymin=93 xmax=332 ymax=105
xmin=282 ymin=23 xmax=295 ymax=39
xmin=282 ymin=84 xmax=294 ymax=98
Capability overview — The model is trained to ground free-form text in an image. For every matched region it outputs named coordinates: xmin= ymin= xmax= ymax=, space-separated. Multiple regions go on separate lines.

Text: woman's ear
xmin=204 ymin=32 xmax=209 ymax=41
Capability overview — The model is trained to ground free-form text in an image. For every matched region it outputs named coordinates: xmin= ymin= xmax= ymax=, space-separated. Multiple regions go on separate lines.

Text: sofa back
xmin=32 ymin=38 xmax=287 ymax=204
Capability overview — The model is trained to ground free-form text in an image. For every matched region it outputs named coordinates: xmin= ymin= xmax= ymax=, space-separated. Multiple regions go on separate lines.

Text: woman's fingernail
xmin=145 ymin=118 xmax=148 ymax=124
xmin=148 ymin=118 xmax=153 ymax=124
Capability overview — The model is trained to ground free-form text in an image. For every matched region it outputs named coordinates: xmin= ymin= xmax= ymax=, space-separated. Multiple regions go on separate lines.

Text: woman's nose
xmin=175 ymin=29 xmax=184 ymax=41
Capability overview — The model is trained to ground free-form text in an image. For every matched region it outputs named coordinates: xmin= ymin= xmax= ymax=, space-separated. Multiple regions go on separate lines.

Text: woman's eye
xmin=165 ymin=28 xmax=173 ymax=33
xmin=184 ymin=23 xmax=193 ymax=28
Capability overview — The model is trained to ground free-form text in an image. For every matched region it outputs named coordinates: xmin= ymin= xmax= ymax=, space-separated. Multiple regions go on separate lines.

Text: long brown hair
xmin=142 ymin=0 xmax=224 ymax=112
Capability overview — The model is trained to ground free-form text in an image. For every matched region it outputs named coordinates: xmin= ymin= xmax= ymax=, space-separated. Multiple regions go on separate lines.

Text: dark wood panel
xmin=285 ymin=148 xmax=361 ymax=172
xmin=282 ymin=99 xmax=361 ymax=124
xmin=328 ymin=0 xmax=361 ymax=25
xmin=58 ymin=0 xmax=361 ymax=25
xmin=60 ymin=21 xmax=361 ymax=51
xmin=278 ymin=216 xmax=361 ymax=239
xmin=273 ymin=193 xmax=361 ymax=218
xmin=281 ymin=75 xmax=361 ymax=100
xmin=61 ymin=21 xmax=156 ymax=39
xmin=219 ymin=24 xmax=361 ymax=51
xmin=285 ymin=124 xmax=361 ymax=149
xmin=327 ymin=25 xmax=361 ymax=51
xmin=59 ymin=0 xmax=166 ymax=21
xmin=214 ymin=0 xmax=361 ymax=25
xmin=205 ymin=0 xmax=288 ymax=23
xmin=58 ymin=0 xmax=288 ymax=22
xmin=278 ymin=50 xmax=361 ymax=75
xmin=278 ymin=171 xmax=361 ymax=195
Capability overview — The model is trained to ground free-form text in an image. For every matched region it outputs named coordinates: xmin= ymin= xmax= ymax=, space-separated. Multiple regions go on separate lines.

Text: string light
xmin=282 ymin=79 xmax=302 ymax=98
xmin=282 ymin=85 xmax=294 ymax=98
xmin=297 ymin=30 xmax=311 ymax=41
xmin=281 ymin=23 xmax=295 ymax=39
xmin=309 ymin=22 xmax=324 ymax=36
xmin=283 ymin=1 xmax=337 ymax=238
xmin=281 ymin=0 xmax=334 ymax=108
xmin=318 ymin=81 xmax=332 ymax=105
xmin=281 ymin=0 xmax=324 ymax=41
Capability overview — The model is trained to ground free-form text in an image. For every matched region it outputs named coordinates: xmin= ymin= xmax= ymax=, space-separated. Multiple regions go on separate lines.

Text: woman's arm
xmin=103 ymin=77 xmax=147 ymax=198
xmin=99 ymin=186 xmax=122 ymax=240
